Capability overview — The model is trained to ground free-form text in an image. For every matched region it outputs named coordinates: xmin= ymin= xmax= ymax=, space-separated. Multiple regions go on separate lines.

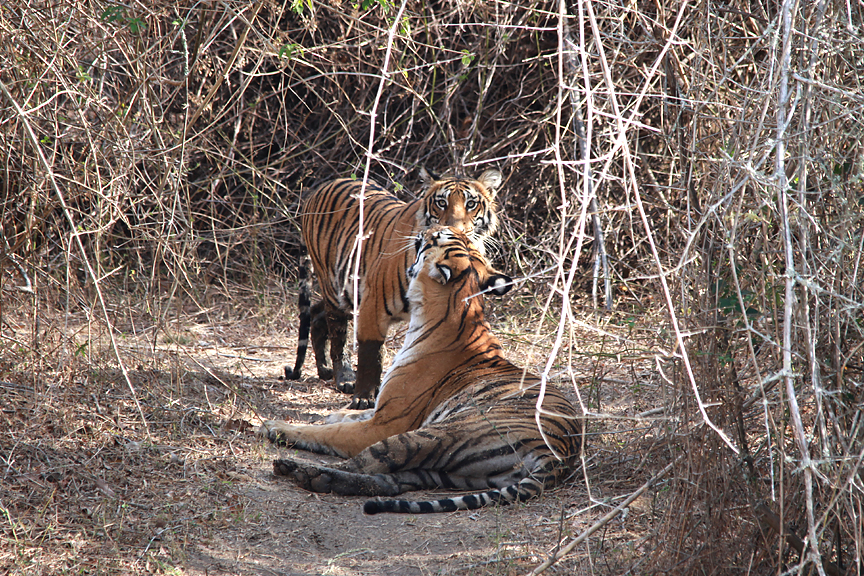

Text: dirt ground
xmin=1 ymin=284 xmax=668 ymax=575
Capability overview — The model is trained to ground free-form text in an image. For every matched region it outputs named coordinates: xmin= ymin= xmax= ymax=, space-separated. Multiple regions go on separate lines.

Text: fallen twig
xmin=527 ymin=456 xmax=680 ymax=575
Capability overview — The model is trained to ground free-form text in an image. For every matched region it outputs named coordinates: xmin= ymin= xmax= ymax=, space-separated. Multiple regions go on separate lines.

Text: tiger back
xmin=287 ymin=169 xmax=502 ymax=410
xmin=261 ymin=226 xmax=582 ymax=514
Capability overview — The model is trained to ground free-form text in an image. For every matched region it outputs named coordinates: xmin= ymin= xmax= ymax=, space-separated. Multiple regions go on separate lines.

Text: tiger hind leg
xmin=273 ymin=457 xmax=455 ymax=498
xmin=286 ymin=257 xmax=313 ymax=380
xmin=324 ymin=307 xmax=356 ymax=391
xmin=271 ymin=457 xmax=523 ymax=513
xmin=273 ymin=458 xmax=401 ymax=496
xmin=309 ymin=301 xmax=333 ymax=380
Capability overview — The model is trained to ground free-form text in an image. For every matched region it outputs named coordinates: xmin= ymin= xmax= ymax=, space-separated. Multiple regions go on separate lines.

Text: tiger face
xmin=406 ymin=225 xmax=511 ymax=310
xmin=418 ymin=169 xmax=501 ymax=254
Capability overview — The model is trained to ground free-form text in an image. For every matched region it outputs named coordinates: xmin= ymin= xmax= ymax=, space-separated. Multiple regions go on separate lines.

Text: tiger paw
xmin=273 ymin=458 xmax=298 ymax=476
xmin=334 ymin=366 xmax=357 ymax=394
xmin=258 ymin=420 xmax=291 ymax=445
xmin=274 ymin=459 xmax=333 ymax=493
xmin=348 ymin=395 xmax=375 ymax=410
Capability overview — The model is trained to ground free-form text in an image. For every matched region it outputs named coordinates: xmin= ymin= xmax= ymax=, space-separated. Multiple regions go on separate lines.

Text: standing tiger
xmin=260 ymin=226 xmax=582 ymax=514
xmin=287 ymin=169 xmax=502 ymax=409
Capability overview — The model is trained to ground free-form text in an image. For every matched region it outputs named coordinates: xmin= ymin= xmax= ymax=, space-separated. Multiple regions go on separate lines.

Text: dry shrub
xmin=2 ymin=0 xmax=863 ymax=574
xmin=636 ymin=2 xmax=864 ymax=573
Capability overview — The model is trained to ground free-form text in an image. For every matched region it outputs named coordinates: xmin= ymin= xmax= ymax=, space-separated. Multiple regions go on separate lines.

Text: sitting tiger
xmin=261 ymin=226 xmax=582 ymax=514
xmin=287 ymin=169 xmax=502 ymax=409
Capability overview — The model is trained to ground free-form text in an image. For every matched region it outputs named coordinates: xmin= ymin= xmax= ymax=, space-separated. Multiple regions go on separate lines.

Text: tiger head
xmin=417 ymin=169 xmax=502 ymax=254
xmin=406 ymin=226 xmax=512 ymax=313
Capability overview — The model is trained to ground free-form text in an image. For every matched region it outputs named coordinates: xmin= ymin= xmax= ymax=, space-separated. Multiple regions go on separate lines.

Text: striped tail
xmin=363 ymin=477 xmax=544 ymax=515
xmin=286 ymin=256 xmax=312 ymax=380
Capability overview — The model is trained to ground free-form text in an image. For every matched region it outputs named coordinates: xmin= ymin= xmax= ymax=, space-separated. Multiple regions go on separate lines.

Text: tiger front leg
xmin=273 ymin=458 xmax=400 ymax=496
xmin=259 ymin=420 xmax=357 ymax=458
xmin=258 ymin=413 xmax=405 ymax=459
xmin=351 ymin=340 xmax=384 ymax=410
xmin=351 ymin=299 xmax=392 ymax=409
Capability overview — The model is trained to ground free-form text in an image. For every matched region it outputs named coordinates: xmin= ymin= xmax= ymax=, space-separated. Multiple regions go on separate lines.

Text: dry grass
xmin=3 ymin=0 xmax=864 ymax=574
xmin=1 ymin=281 xmax=664 ymax=575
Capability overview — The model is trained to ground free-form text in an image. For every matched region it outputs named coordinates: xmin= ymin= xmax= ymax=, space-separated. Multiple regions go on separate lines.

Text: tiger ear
xmin=419 ymin=167 xmax=438 ymax=187
xmin=481 ymin=273 xmax=512 ymax=296
xmin=477 ymin=169 xmax=502 ymax=195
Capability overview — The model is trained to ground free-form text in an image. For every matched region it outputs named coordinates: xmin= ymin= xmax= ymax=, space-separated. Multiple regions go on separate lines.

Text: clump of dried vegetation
xmin=2 ymin=0 xmax=863 ymax=574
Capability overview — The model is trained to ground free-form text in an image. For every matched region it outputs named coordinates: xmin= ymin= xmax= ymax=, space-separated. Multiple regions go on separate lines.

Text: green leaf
xmin=101 ymin=6 xmax=126 ymax=23
xmin=717 ymin=296 xmax=740 ymax=313
xmin=127 ymin=17 xmax=147 ymax=34
xmin=279 ymin=43 xmax=303 ymax=60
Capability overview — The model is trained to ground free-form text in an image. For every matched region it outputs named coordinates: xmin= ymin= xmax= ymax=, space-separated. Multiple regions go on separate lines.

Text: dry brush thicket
xmin=1 ymin=0 xmax=863 ymax=574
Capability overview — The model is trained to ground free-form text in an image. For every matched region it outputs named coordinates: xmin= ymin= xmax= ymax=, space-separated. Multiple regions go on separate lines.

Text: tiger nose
xmin=444 ymin=206 xmax=468 ymax=229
